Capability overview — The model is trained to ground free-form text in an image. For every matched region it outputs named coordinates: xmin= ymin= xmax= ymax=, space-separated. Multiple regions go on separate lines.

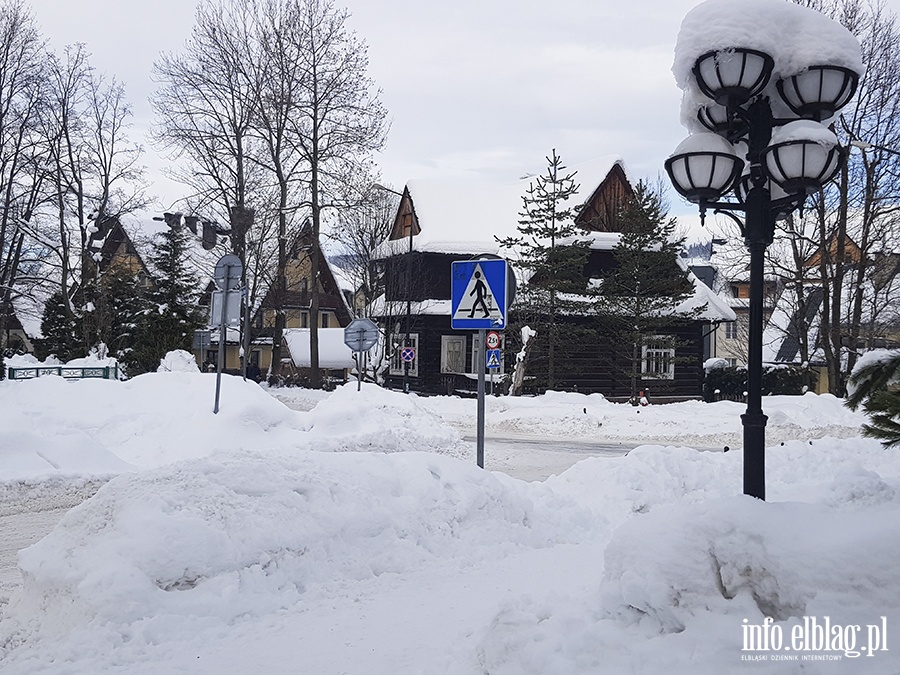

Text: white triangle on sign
xmin=452 ymin=263 xmax=504 ymax=323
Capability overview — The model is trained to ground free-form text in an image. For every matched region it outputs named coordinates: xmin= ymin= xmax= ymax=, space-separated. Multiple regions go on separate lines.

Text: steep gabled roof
xmin=573 ymin=160 xmax=634 ymax=232
xmin=255 ymin=222 xmax=353 ymax=326
xmin=772 ymin=287 xmax=824 ymax=363
xmin=804 ymin=232 xmax=863 ymax=268
xmin=374 ymin=156 xmax=629 ymax=259
xmin=87 ymin=216 xmax=150 ymax=276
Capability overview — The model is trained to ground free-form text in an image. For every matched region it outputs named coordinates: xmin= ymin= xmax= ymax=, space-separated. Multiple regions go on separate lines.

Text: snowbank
xmin=0 ymin=377 xmax=468 ymax=483
xmin=156 ymin=349 xmax=200 ymax=373
xmin=4 ymin=452 xmax=590 ymax=646
xmin=2 ymin=376 xmax=895 ymax=674
xmin=420 ymin=390 xmax=866 ymax=448
xmin=479 ymin=438 xmax=900 ymax=674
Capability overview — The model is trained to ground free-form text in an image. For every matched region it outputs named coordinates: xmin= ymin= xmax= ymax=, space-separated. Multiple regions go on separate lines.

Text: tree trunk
xmin=268 ymin=193 xmax=288 ymax=382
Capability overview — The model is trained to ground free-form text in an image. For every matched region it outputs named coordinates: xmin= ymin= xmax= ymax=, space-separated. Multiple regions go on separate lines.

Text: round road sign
xmin=400 ymin=347 xmax=416 ymax=362
xmin=486 ymin=331 xmax=501 ymax=350
xmin=214 ymin=254 xmax=243 ymax=291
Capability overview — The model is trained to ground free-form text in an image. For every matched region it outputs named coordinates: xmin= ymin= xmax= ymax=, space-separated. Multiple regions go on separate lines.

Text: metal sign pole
xmin=450 ymin=258 xmax=514 ymax=470
xmin=477 ymin=328 xmax=486 ymax=469
xmin=211 ymin=255 xmax=244 ymax=415
xmin=213 ymin=288 xmax=229 ymax=414
xmin=241 ymin=287 xmax=249 ymax=381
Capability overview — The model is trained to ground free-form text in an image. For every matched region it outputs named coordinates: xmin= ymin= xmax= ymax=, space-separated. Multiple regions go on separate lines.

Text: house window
xmin=389 ymin=333 xmax=419 ymax=377
xmin=301 ymin=311 xmax=308 ymax=328
xmin=642 ymin=339 xmax=675 ymax=380
xmin=441 ymin=335 xmax=466 ymax=374
xmin=725 ymin=321 xmax=738 ymax=339
xmin=321 ymin=312 xmax=329 ymax=328
xmin=471 ymin=332 xmax=504 ymax=375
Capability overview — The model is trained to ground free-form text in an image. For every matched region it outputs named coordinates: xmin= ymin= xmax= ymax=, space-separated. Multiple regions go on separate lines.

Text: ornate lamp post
xmin=664 ymin=0 xmax=862 ymax=500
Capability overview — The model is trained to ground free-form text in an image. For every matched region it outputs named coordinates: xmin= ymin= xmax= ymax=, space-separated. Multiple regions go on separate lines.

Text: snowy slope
xmin=0 ymin=373 xmax=897 ymax=674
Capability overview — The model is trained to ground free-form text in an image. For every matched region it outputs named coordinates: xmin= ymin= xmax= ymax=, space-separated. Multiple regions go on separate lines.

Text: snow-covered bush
xmin=157 ymin=349 xmax=201 ymax=373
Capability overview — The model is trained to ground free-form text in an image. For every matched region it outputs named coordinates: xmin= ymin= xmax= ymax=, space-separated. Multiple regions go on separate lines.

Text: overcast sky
xmin=25 ymin=0 xmax=900 ymax=219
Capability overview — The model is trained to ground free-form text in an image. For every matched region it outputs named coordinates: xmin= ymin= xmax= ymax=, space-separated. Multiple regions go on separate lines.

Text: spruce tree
xmin=596 ymin=181 xmax=700 ymax=401
xmin=497 ymin=150 xmax=589 ymax=391
xmin=99 ymin=267 xmax=147 ymax=363
xmin=846 ymin=350 xmax=900 ymax=447
xmin=35 ymin=292 xmax=83 ymax=362
xmin=127 ymin=223 xmax=204 ymax=375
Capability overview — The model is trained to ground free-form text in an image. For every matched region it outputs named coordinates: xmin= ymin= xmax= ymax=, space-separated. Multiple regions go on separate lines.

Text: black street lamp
xmin=665 ymin=8 xmax=861 ymax=500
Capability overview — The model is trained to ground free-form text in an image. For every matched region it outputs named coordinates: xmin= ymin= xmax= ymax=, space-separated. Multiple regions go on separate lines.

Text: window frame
xmin=389 ymin=333 xmax=419 ymax=377
xmin=441 ymin=335 xmax=467 ymax=374
xmin=642 ymin=338 xmax=675 ymax=380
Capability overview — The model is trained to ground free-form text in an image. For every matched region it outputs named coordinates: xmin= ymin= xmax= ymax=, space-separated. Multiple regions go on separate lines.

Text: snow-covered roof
xmin=132 ymin=215 xmax=224 ymax=286
xmin=682 ymin=269 xmax=737 ymax=322
xmin=329 ymin=262 xmax=356 ymax=294
xmin=373 ymin=156 xmax=627 ymax=259
xmin=368 ymin=296 xmax=453 ymax=318
xmin=559 ymin=231 xmax=622 ymax=250
xmin=672 ymin=257 xmax=736 ymax=322
xmin=283 ymin=328 xmax=355 ymax=369
xmin=11 ymin=295 xmax=44 ymax=339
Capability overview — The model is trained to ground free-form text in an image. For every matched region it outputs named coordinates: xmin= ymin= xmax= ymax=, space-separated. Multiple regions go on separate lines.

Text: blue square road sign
xmin=450 ymin=259 xmax=508 ymax=330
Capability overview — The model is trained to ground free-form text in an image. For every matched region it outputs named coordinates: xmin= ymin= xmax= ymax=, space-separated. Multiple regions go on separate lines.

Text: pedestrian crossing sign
xmin=451 ymin=259 xmax=508 ymax=330
xmin=486 ymin=349 xmax=501 ymax=369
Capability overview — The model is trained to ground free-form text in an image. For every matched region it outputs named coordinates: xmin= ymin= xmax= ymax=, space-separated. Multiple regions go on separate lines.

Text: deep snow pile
xmin=419 ymin=389 xmax=865 ymax=447
xmin=479 ymin=479 xmax=900 ymax=674
xmin=0 ymin=374 xmax=466 ymax=481
xmin=3 ymin=453 xmax=591 ymax=646
xmin=1 ymin=374 xmax=897 ymax=674
xmin=156 ymin=349 xmax=200 ymax=373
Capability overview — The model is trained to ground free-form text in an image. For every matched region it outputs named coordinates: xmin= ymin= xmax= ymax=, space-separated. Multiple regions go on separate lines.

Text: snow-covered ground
xmin=1 ymin=371 xmax=897 ymax=674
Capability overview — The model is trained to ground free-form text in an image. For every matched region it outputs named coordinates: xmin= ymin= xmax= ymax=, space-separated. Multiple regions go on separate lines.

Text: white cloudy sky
xmin=24 ymin=0 xmax=900 ymax=217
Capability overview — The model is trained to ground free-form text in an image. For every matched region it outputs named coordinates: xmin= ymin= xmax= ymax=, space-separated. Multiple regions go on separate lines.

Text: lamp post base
xmin=741 ymin=411 xmax=768 ymax=500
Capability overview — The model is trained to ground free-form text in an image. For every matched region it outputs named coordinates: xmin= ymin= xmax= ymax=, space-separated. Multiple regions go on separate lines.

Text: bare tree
xmin=331 ymin=181 xmax=398 ymax=315
xmin=248 ymin=0 xmax=311 ymax=382
xmin=152 ymin=1 xmax=268 ymax=266
xmin=153 ymin=0 xmax=274 ymax=376
xmin=279 ymin=0 xmax=388 ymax=387
xmin=152 ymin=0 xmax=261 ymax=245
xmin=0 ymin=0 xmax=48 ymax=344
xmin=797 ymin=0 xmax=900 ymax=393
xmin=34 ymin=42 xmax=148 ymax=352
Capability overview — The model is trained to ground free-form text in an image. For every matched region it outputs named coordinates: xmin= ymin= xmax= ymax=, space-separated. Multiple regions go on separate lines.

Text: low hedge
xmin=703 ymin=364 xmax=806 ymax=402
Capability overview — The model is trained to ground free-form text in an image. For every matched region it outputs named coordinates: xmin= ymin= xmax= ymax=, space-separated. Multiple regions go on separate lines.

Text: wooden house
xmin=370 ymin=157 xmax=735 ymax=399
xmin=249 ymin=222 xmax=353 ymax=375
xmin=89 ymin=216 xmax=153 ymax=285
xmin=0 ymin=306 xmax=34 ymax=355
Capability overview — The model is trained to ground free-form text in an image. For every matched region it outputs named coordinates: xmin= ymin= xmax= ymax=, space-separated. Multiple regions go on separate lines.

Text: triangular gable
xmin=256 ymin=222 xmax=352 ymax=326
xmin=376 ymin=156 xmax=633 ymax=256
xmin=91 ymin=217 xmax=150 ymax=278
xmin=388 ymin=186 xmax=420 ymax=241
xmin=803 ymin=233 xmax=863 ymax=268
xmin=575 ymin=163 xmax=634 ymax=233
